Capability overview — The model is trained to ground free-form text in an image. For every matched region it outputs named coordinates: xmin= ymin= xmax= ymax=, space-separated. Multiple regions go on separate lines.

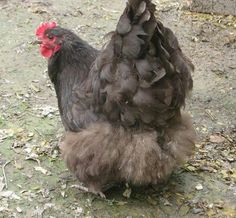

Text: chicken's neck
xmin=47 ymin=40 xmax=98 ymax=120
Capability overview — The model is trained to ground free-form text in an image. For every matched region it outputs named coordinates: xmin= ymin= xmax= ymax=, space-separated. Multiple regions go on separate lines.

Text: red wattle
xmin=40 ymin=45 xmax=53 ymax=58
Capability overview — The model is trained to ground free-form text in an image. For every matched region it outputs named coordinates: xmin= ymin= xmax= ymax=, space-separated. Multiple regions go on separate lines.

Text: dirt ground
xmin=0 ymin=0 xmax=235 ymax=217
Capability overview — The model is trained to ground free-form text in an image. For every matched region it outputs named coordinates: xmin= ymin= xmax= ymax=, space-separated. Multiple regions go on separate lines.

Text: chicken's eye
xmin=47 ymin=34 xmax=54 ymax=40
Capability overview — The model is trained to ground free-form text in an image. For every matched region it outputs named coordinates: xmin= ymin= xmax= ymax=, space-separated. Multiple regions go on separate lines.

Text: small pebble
xmin=191 ymin=36 xmax=199 ymax=42
xmin=195 ymin=183 xmax=203 ymax=190
xmin=208 ymin=203 xmax=214 ymax=209
xmin=16 ymin=207 xmax=22 ymax=213
xmin=206 ymin=97 xmax=212 ymax=103
xmin=192 ymin=208 xmax=204 ymax=214
xmin=227 ymin=157 xmax=234 ymax=162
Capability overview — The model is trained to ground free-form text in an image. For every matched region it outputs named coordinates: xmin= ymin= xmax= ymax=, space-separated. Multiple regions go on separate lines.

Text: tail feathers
xmin=60 ymin=112 xmax=196 ymax=191
xmin=128 ymin=0 xmax=155 ymax=16
xmin=115 ymin=0 xmax=157 ymax=58
xmin=154 ymin=21 xmax=194 ymax=75
xmin=117 ymin=0 xmax=155 ymax=35
xmin=152 ymin=21 xmax=194 ymax=99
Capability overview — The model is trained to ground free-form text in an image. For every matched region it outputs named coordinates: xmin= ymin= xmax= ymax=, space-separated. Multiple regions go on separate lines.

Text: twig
xmin=25 ymin=157 xmax=41 ymax=166
xmin=205 ymin=109 xmax=217 ymax=121
xmin=70 ymin=184 xmax=89 ymax=192
xmin=34 ymin=128 xmax=44 ymax=137
xmin=2 ymin=160 xmax=11 ymax=190
xmin=100 ymin=7 xmax=119 ymax=13
xmin=11 ymin=146 xmax=23 ymax=155
xmin=34 ymin=95 xmax=47 ymax=100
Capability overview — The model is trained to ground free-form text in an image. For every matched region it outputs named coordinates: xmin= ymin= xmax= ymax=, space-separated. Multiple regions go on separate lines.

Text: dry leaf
xmin=61 ymin=184 xmax=67 ymax=190
xmin=0 ymin=177 xmax=5 ymax=192
xmin=209 ymin=135 xmax=225 ymax=143
xmin=34 ymin=166 xmax=51 ymax=176
xmin=186 ymin=165 xmax=197 ymax=172
xmin=122 ymin=188 xmax=131 ymax=198
xmin=61 ymin=191 xmax=66 ymax=198
xmin=116 ymin=201 xmax=128 ymax=206
xmin=14 ymin=162 xmax=24 ymax=170
xmin=40 ymin=106 xmax=57 ymax=117
xmin=163 ymin=199 xmax=172 ymax=206
xmin=30 ymin=84 xmax=41 ymax=93
xmin=147 ymin=196 xmax=157 ymax=205
xmin=0 ymin=206 xmax=9 ymax=212
xmin=76 ymin=207 xmax=83 ymax=216
xmin=0 ymin=191 xmax=21 ymax=200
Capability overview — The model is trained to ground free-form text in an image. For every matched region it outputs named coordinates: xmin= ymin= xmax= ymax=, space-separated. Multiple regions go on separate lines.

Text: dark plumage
xmin=36 ymin=0 xmax=196 ymax=196
xmin=45 ymin=28 xmax=101 ymax=131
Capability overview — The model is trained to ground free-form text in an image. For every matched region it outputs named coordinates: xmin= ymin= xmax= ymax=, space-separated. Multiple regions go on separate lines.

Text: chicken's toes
xmin=88 ymin=187 xmax=106 ymax=199
xmin=98 ymin=192 xmax=106 ymax=199
xmin=91 ymin=191 xmax=106 ymax=199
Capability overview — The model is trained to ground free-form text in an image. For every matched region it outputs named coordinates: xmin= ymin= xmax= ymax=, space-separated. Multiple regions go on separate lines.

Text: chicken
xmin=36 ymin=0 xmax=196 ymax=197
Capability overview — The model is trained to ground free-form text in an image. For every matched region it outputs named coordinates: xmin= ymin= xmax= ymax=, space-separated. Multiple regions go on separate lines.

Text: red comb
xmin=36 ymin=22 xmax=57 ymax=38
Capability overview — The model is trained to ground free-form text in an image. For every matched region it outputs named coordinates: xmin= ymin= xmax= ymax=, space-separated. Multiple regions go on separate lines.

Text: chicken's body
xmin=36 ymin=0 xmax=196 ymax=196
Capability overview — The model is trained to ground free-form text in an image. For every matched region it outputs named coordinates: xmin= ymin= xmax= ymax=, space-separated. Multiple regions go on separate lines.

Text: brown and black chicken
xmin=36 ymin=0 xmax=196 ymax=197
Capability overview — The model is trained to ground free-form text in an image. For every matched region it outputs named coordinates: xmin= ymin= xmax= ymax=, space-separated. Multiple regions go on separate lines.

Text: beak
xmin=30 ymin=40 xmax=42 ymax=45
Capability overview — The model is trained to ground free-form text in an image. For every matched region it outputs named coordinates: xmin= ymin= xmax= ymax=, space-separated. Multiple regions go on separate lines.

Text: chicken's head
xmin=36 ymin=22 xmax=62 ymax=58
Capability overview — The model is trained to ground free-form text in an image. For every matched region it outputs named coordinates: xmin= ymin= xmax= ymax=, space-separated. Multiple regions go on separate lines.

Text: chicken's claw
xmin=97 ymin=192 xmax=106 ymax=199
